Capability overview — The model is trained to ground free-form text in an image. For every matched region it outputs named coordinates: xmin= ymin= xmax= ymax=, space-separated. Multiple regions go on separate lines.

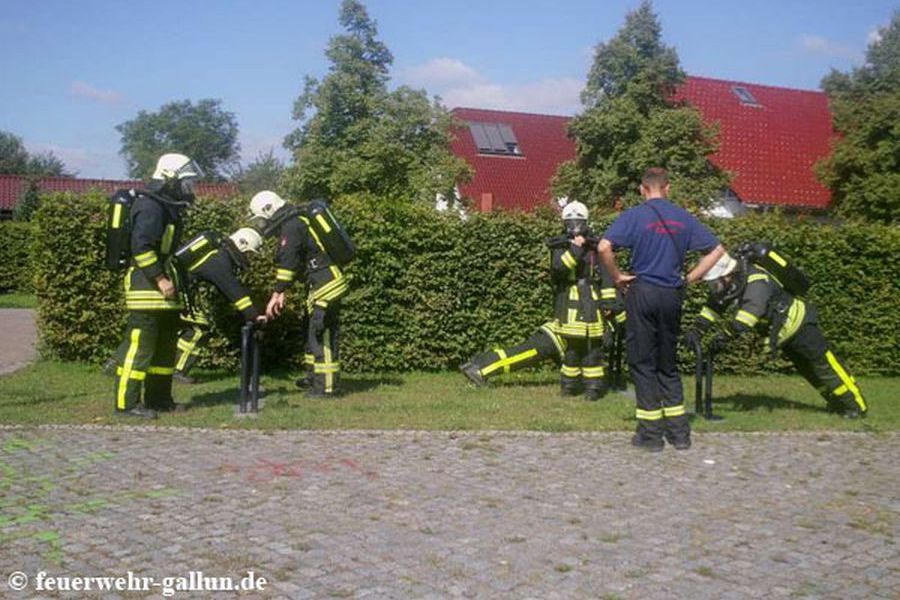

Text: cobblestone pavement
xmin=0 ymin=427 xmax=897 ymax=599
xmin=0 ymin=309 xmax=37 ymax=375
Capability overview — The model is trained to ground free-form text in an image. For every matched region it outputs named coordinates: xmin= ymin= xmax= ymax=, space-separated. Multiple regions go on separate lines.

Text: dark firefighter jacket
xmin=272 ymin=206 xmax=348 ymax=311
xmin=694 ymin=263 xmax=815 ymax=350
xmin=124 ymin=193 xmax=184 ymax=311
xmin=550 ymin=241 xmax=618 ymax=338
xmin=179 ymin=234 xmax=260 ymax=321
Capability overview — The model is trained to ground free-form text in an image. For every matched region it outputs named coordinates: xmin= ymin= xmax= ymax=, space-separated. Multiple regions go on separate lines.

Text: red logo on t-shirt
xmin=646 ymin=220 xmax=685 ymax=234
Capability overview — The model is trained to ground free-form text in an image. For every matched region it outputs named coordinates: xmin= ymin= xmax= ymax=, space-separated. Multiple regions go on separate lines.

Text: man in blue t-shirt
xmin=598 ymin=168 xmax=724 ymax=452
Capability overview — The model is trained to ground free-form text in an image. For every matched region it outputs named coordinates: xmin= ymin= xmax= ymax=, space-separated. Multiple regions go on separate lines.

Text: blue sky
xmin=0 ymin=0 xmax=893 ymax=178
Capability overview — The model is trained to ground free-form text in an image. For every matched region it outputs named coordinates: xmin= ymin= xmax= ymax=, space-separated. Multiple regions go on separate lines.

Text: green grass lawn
xmin=0 ymin=293 xmax=37 ymax=309
xmin=0 ymin=361 xmax=896 ymax=432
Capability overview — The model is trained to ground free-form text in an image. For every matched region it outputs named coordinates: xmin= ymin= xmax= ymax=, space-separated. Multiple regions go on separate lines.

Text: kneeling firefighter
xmin=109 ymin=153 xmax=201 ymax=418
xmin=171 ymin=228 xmax=267 ymax=381
xmin=460 ymin=201 xmax=621 ymax=401
xmin=683 ymin=243 xmax=867 ymax=418
xmin=249 ymin=191 xmax=352 ymax=397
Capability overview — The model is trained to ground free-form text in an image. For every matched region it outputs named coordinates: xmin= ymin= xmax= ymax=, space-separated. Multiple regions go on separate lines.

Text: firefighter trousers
xmin=559 ymin=336 xmax=607 ymax=398
xmin=782 ymin=323 xmax=867 ymax=416
xmin=307 ymin=303 xmax=341 ymax=395
xmin=114 ymin=310 xmax=180 ymax=411
xmin=470 ymin=323 xmax=564 ymax=379
xmin=174 ymin=313 xmax=211 ymax=376
xmin=625 ymin=280 xmax=689 ymax=443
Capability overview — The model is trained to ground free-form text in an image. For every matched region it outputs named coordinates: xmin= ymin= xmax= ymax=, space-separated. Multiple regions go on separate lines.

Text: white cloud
xmin=867 ymin=28 xmax=883 ymax=46
xmin=403 ymin=57 xmax=484 ymax=89
xmin=69 ymin=80 xmax=123 ymax=105
xmin=798 ymin=34 xmax=863 ymax=62
xmin=26 ymin=142 xmax=117 ymax=177
xmin=402 ymin=57 xmax=583 ymax=116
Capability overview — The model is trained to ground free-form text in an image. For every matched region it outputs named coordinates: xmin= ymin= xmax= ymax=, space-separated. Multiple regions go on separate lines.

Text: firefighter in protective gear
xmin=461 ymin=201 xmax=620 ymax=401
xmin=172 ymin=228 xmax=266 ymax=381
xmin=251 ymin=191 xmax=349 ymax=397
xmin=684 ymin=251 xmax=868 ymax=418
xmin=113 ymin=153 xmax=202 ymax=418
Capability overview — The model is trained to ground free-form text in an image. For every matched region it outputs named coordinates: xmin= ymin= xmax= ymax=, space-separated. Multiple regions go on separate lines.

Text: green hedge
xmin=31 ymin=193 xmax=900 ymax=375
xmin=0 ymin=220 xmax=34 ymax=293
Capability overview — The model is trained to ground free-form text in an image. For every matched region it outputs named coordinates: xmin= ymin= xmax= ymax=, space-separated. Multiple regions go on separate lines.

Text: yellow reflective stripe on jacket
xmin=276 ymin=268 xmax=295 ymax=282
xmin=561 ymin=251 xmax=577 ymax=269
xmin=147 ymin=366 xmax=175 ymax=375
xmin=189 ymin=249 xmax=218 ymax=272
xmin=234 ymin=296 xmax=253 ymax=311
xmin=636 ymin=408 xmax=663 ymax=421
xmin=117 ymin=328 xmax=143 ymax=409
xmin=747 ymin=273 xmax=769 ymax=284
xmin=134 ymin=250 xmax=158 ymax=268
xmin=160 ymin=224 xmax=175 ymax=255
xmin=777 ymin=299 xmax=806 ymax=345
xmin=582 ymin=365 xmax=605 ymax=378
xmin=189 ymin=237 xmax=208 ymax=251
xmin=825 ymin=351 xmax=866 ymax=411
xmin=601 ymin=288 xmax=616 ymax=300
xmin=735 ymin=310 xmax=759 ymax=328
xmin=663 ymin=404 xmax=686 ymax=417
xmin=700 ymin=306 xmax=719 ymax=322
xmin=615 ymin=312 xmax=627 ymax=324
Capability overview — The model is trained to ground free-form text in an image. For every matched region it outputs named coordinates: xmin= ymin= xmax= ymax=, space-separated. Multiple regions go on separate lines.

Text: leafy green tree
xmin=0 ymin=130 xmax=72 ymax=177
xmin=235 ymin=149 xmax=286 ymax=195
xmin=282 ymin=0 xmax=470 ymax=202
xmin=116 ymin=99 xmax=240 ymax=181
xmin=817 ymin=11 xmax=900 ymax=224
xmin=554 ymin=1 xmax=728 ymax=212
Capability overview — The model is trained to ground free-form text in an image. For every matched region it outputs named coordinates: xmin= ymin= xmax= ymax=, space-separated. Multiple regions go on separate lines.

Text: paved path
xmin=0 ymin=309 xmax=37 ymax=375
xmin=0 ymin=427 xmax=897 ymax=599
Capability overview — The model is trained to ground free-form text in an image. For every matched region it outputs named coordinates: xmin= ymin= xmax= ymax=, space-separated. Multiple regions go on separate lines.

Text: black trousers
xmin=307 ymin=304 xmax=341 ymax=394
xmin=782 ymin=323 xmax=867 ymax=414
xmin=560 ymin=336 xmax=606 ymax=397
xmin=114 ymin=311 xmax=180 ymax=411
xmin=174 ymin=314 xmax=211 ymax=376
xmin=625 ymin=280 xmax=689 ymax=441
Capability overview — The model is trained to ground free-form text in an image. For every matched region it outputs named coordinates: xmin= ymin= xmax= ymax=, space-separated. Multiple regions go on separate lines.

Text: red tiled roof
xmin=674 ymin=76 xmax=833 ymax=209
xmin=451 ymin=76 xmax=834 ymax=211
xmin=0 ymin=175 xmax=239 ymax=213
xmin=450 ymin=108 xmax=575 ymax=212
xmin=0 ymin=176 xmax=27 ymax=211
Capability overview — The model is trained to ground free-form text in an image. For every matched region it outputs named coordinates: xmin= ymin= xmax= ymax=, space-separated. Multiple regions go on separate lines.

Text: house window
xmin=732 ymin=86 xmax=761 ymax=107
xmin=468 ymin=122 xmax=522 ymax=156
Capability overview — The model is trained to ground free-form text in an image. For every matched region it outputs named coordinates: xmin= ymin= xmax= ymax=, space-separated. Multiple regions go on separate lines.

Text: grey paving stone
xmin=0 ymin=427 xmax=897 ymax=598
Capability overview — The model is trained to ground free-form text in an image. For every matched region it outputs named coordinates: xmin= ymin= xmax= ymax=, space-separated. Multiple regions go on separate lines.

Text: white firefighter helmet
xmin=248 ymin=190 xmax=286 ymax=221
xmin=703 ymin=252 xmax=739 ymax=281
xmin=229 ymin=227 xmax=263 ymax=254
xmin=151 ymin=153 xmax=204 ymax=181
xmin=561 ymin=201 xmax=589 ymax=221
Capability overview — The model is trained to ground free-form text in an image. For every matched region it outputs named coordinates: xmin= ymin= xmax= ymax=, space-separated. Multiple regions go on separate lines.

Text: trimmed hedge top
xmin=29 ymin=192 xmax=900 ymax=375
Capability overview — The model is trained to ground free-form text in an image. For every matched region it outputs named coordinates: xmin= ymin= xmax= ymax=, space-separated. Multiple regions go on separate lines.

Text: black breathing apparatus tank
xmin=737 ymin=241 xmax=810 ymax=296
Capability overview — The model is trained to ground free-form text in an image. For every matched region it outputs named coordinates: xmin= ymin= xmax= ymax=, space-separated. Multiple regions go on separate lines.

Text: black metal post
xmin=693 ymin=339 xmax=704 ymax=416
xmin=250 ymin=326 xmax=261 ymax=413
xmin=705 ymin=345 xmax=714 ymax=419
xmin=239 ymin=323 xmax=252 ymax=413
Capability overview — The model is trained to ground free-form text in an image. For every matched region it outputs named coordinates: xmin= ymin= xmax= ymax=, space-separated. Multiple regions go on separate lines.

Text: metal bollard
xmin=239 ymin=322 xmax=262 ymax=414
xmin=692 ymin=339 xmax=722 ymax=421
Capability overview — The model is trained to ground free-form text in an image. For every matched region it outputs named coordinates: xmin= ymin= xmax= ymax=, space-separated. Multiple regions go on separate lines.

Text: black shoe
xmin=147 ymin=400 xmax=185 ymax=413
xmin=295 ymin=376 xmax=313 ymax=389
xmin=584 ymin=390 xmax=599 ymax=402
xmin=173 ymin=372 xmax=195 ymax=385
xmin=460 ymin=362 xmax=486 ymax=388
xmin=305 ymin=389 xmax=339 ymax=399
xmin=115 ymin=406 xmax=158 ymax=419
xmin=671 ymin=438 xmax=691 ymax=450
xmin=631 ymin=435 xmax=664 ymax=452
xmin=843 ymin=407 xmax=866 ymax=419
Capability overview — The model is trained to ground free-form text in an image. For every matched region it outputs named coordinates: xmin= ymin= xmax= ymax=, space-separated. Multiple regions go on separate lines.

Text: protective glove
xmin=682 ymin=328 xmax=703 ymax=349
